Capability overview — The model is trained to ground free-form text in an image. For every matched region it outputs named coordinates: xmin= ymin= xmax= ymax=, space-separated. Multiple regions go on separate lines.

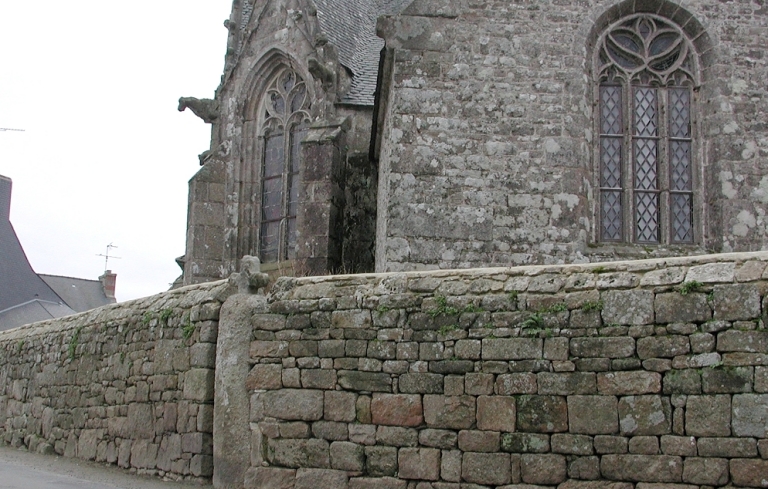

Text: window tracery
xmin=259 ymin=67 xmax=311 ymax=262
xmin=595 ymin=14 xmax=698 ymax=244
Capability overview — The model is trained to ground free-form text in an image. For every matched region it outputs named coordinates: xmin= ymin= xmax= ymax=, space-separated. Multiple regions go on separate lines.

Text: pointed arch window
xmin=596 ymin=14 xmax=698 ymax=244
xmin=259 ymin=67 xmax=311 ymax=262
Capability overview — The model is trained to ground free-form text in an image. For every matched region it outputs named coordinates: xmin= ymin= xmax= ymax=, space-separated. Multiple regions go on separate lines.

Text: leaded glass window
xmin=259 ymin=67 xmax=310 ymax=262
xmin=595 ymin=14 xmax=698 ymax=244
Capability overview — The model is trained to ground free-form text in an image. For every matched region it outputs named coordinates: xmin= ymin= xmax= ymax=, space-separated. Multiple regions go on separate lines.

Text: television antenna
xmin=97 ymin=243 xmax=121 ymax=271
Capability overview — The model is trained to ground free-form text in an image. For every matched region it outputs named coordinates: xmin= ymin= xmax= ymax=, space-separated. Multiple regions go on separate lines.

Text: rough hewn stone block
xmin=685 ymin=395 xmax=731 ymax=436
xmin=337 ymin=371 xmax=392 ymax=392
xmin=330 ymin=441 xmax=364 ymax=471
xmin=618 ymin=395 xmax=671 ymax=435
xmin=697 ymin=437 xmax=758 ymax=457
xmin=324 ymin=391 xmax=356 ymax=422
xmin=730 ymin=459 xmax=768 ymax=488
xmin=462 ymin=452 xmax=513 ymax=485
xmin=732 ymin=394 xmax=768 ymax=437
xmin=398 ymin=373 xmax=443 ymax=394
xmin=600 ymin=455 xmax=682 ymax=482
xmin=458 ymin=430 xmax=500 ymax=452
xmin=348 ymin=477 xmax=406 ymax=489
xmin=537 ymin=372 xmax=596 ymax=395
xmin=637 ymin=336 xmax=691 ymax=359
xmin=496 ymin=373 xmax=538 ymax=395
xmin=598 ymin=372 xmax=661 ymax=395
xmin=398 ymin=447 xmax=441 ymax=480
xmin=551 ymin=434 xmax=593 ymax=455
xmin=263 ymin=389 xmax=324 ymax=421
xmin=268 ymin=438 xmax=330 ymax=468
xmin=569 ymin=396 xmax=618 ymax=435
xmin=243 ymin=467 xmax=296 ymax=489
xmin=571 ymin=337 xmax=635 ymax=358
xmin=601 ymin=290 xmax=654 ymax=325
xmin=717 ymin=330 xmax=768 ymax=353
xmin=483 ymin=338 xmax=543 ymax=360
xmin=364 ymin=446 xmax=397 ymax=476
xmin=477 ymin=395 xmax=516 ymax=432
xmin=423 ymin=395 xmax=475 ymax=430
xmin=501 ymin=433 xmax=551 ymax=453
xmin=682 ymin=457 xmax=729 ymax=485
xmin=521 ymin=453 xmax=567 ymax=484
xmin=370 ymin=394 xmax=423 ymax=427
xmin=517 ymin=395 xmax=567 ymax=433
xmin=713 ymin=284 xmax=761 ymax=320
xmin=295 ymin=468 xmax=348 ymax=489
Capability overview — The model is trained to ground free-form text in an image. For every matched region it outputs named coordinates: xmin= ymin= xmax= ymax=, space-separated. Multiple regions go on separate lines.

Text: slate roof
xmin=314 ymin=0 xmax=412 ymax=105
xmin=40 ymin=274 xmax=114 ymax=313
xmin=0 ymin=300 xmax=75 ymax=332
xmin=0 ymin=176 xmax=64 ymax=315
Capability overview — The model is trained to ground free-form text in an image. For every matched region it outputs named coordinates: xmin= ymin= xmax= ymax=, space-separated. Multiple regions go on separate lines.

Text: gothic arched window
xmin=259 ymin=67 xmax=311 ymax=262
xmin=595 ymin=14 xmax=699 ymax=244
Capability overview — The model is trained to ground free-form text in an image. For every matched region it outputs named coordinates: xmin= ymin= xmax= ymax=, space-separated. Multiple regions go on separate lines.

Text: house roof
xmin=314 ymin=0 xmax=412 ymax=105
xmin=40 ymin=274 xmax=114 ymax=313
xmin=0 ymin=300 xmax=76 ymax=332
xmin=0 ymin=177 xmax=64 ymax=314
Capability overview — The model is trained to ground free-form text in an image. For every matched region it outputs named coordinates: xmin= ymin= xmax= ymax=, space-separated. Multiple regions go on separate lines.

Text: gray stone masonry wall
xmin=0 ymin=280 xmax=233 ymax=482
xmin=375 ymin=0 xmax=768 ymax=272
xmin=241 ymin=251 xmax=768 ymax=489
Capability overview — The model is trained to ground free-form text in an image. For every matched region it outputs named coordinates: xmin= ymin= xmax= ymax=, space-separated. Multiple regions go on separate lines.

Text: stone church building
xmin=180 ymin=0 xmax=768 ymax=285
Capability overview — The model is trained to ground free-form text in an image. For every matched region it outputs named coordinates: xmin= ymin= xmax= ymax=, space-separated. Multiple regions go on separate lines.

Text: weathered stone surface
xmin=654 ymin=293 xmax=711 ymax=324
xmin=398 ymin=447 xmax=441 ymax=480
xmin=601 ymin=291 xmax=654 ymax=325
xmin=458 ymin=430 xmax=500 ymax=452
xmin=295 ymin=468 xmax=348 ymax=489
xmin=712 ymin=284 xmax=761 ymax=320
xmin=593 ymin=436 xmax=627 ymax=454
xmin=521 ymin=454 xmax=567 ymax=485
xmin=418 ymin=429 xmax=457 ymax=449
xmin=398 ymin=373 xmax=443 ymax=394
xmin=246 ymin=364 xmax=282 ymax=390
xmin=682 ymin=457 xmax=729 ymax=485
xmin=423 ymin=395 xmax=476 ymax=430
xmin=263 ymin=389 xmax=324 ymax=421
xmin=244 ymin=467 xmax=296 ymax=489
xmin=660 ymin=435 xmax=696 ymax=456
xmin=598 ymin=372 xmax=661 ymax=395
xmin=730 ymin=459 xmax=768 ymax=488
xmin=685 ymin=395 xmax=731 ymax=436
xmin=551 ymin=434 xmax=593 ymax=455
xmin=269 ymin=438 xmax=330 ymax=468
xmin=324 ymin=391 xmax=356 ymax=422
xmin=618 ymin=396 xmax=671 ymax=435
xmin=517 ymin=395 xmax=567 ymax=433
xmin=568 ymin=396 xmax=618 ymax=435
xmin=440 ymin=449 xmax=461 ymax=482
xmin=571 ymin=338 xmax=635 ymax=358
xmin=496 ymin=373 xmax=538 ymax=395
xmin=462 ymin=452 xmax=513 ymax=486
xmin=697 ymin=437 xmax=758 ymax=457
xmin=663 ymin=369 xmax=701 ymax=395
xmin=337 ymin=371 xmax=392 ymax=392
xmin=364 ymin=446 xmax=398 ymax=476
xmin=371 ymin=394 xmax=423 ymax=427
xmin=349 ymin=477 xmax=406 ymax=489
xmin=477 ymin=395 xmax=516 ymax=432
xmin=501 ymin=433 xmax=551 ymax=453
xmin=627 ymin=436 xmax=658 ymax=455
xmin=685 ymin=263 xmax=735 ymax=283
xmin=558 ymin=481 xmax=633 ymax=489
xmin=702 ymin=366 xmax=753 ymax=393
xmin=330 ymin=441 xmax=364 ymax=471
xmin=332 ymin=310 xmax=372 ymax=329
xmin=637 ymin=336 xmax=691 ymax=359
xmin=732 ymin=394 xmax=768 ymax=437
xmin=375 ymin=426 xmax=417 ymax=447
xmin=483 ymin=338 xmax=543 ymax=360
xmin=183 ymin=368 xmax=215 ymax=401
xmin=538 ymin=373 xmax=596 ymax=395
xmin=600 ymin=455 xmax=682 ymax=482
xmin=717 ymin=330 xmax=768 ymax=353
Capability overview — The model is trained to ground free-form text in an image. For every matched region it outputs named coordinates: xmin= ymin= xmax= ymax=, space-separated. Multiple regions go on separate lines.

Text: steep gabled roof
xmin=314 ymin=0 xmax=412 ymax=105
xmin=40 ymin=274 xmax=114 ymax=313
xmin=0 ymin=176 xmax=64 ymax=314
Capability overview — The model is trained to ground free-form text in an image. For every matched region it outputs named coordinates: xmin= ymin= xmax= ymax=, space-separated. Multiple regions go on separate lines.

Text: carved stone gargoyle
xmin=178 ymin=97 xmax=220 ymax=124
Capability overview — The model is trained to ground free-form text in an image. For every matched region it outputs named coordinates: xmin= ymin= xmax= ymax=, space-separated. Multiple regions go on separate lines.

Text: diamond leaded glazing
xmin=597 ymin=14 xmax=698 ymax=245
xmin=259 ymin=67 xmax=311 ymax=262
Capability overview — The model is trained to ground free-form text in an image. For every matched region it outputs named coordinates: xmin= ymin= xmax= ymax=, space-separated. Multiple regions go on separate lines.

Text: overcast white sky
xmin=0 ymin=1 xmax=232 ymax=302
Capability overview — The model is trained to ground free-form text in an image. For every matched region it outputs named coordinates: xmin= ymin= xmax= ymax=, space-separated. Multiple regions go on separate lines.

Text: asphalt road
xmin=0 ymin=445 xmax=212 ymax=489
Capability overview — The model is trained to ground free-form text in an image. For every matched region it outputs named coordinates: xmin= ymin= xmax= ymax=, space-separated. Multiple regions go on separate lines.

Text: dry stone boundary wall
xmin=0 ymin=280 xmax=232 ymax=482
xmin=235 ymin=252 xmax=768 ymax=489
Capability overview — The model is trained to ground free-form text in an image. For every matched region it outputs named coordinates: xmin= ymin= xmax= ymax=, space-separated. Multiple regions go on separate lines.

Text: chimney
xmin=0 ymin=175 xmax=11 ymax=221
xmin=99 ymin=270 xmax=117 ymax=301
